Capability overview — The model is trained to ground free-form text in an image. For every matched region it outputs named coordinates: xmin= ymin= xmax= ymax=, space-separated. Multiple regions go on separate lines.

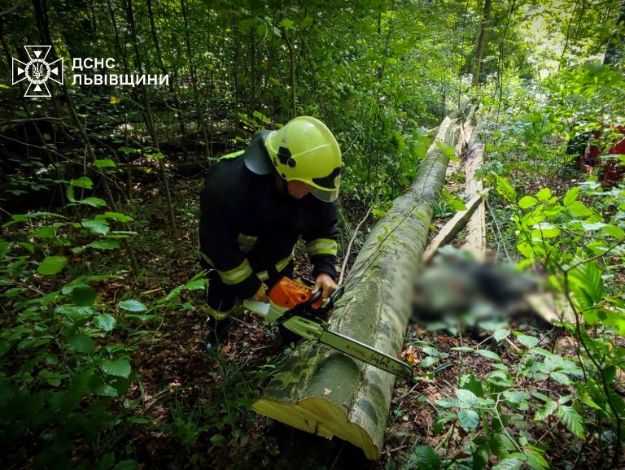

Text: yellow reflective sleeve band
xmin=257 ymin=270 xmax=269 ymax=281
xmin=306 ymin=238 xmax=338 ymax=257
xmin=217 ymin=258 xmax=253 ymax=285
xmin=275 ymin=253 xmax=294 ymax=273
xmin=219 ymin=149 xmax=245 ymax=161
xmin=205 ymin=304 xmax=232 ymax=320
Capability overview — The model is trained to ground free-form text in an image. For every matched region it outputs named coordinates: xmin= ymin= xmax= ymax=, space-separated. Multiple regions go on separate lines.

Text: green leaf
xmin=67 ymin=333 xmax=95 ymax=354
xmin=502 ymin=390 xmax=530 ymax=404
xmin=0 ymin=240 xmax=9 ymax=258
xmin=405 ymin=445 xmax=441 ymax=470
xmin=601 ymin=224 xmax=625 ymax=240
xmin=563 ymin=187 xmax=580 ymax=207
xmin=457 ymin=409 xmax=479 ymax=432
xmin=420 ymin=356 xmax=439 ymax=368
xmin=436 ymin=141 xmax=457 ymax=159
xmin=70 ymin=176 xmax=93 ymax=189
xmin=531 ymin=223 xmax=560 ymax=239
xmin=101 ymin=358 xmax=131 ymax=378
xmin=88 ymin=239 xmax=120 ymax=250
xmin=567 ymin=201 xmax=592 ymax=218
xmin=78 ymin=197 xmax=107 ymax=208
xmin=95 ymin=384 xmax=119 ymax=397
xmin=525 ymin=448 xmax=549 ymax=470
xmin=534 ymin=400 xmax=558 ymax=421
xmin=536 ymin=188 xmax=552 ymax=202
xmin=477 ymin=349 xmax=501 ymax=362
xmin=517 ymin=334 xmax=538 ymax=348
xmin=118 ymin=299 xmax=147 ymax=312
xmin=70 ymin=285 xmax=97 ymax=306
xmin=456 ymin=388 xmax=480 ymax=407
xmin=38 ymin=256 xmax=69 ymax=275
xmin=95 ymin=314 xmax=116 ymax=332
xmin=94 ymin=159 xmax=117 ymax=168
xmin=493 ymin=174 xmax=517 ymax=203
xmin=493 ymin=457 xmax=524 ymax=470
xmin=279 ymin=18 xmax=295 ymax=29
xmin=550 ymin=371 xmax=571 ymax=385
xmin=556 ymin=406 xmax=585 ymax=439
xmin=82 ymin=218 xmax=110 ymax=235
xmin=518 ymin=196 xmax=538 ymax=209
xmin=96 ymin=211 xmax=134 ymax=222
xmin=494 ymin=329 xmax=510 ymax=342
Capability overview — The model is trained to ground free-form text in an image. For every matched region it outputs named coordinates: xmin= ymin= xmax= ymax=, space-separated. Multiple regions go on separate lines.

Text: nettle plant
xmin=492 ymin=174 xmax=625 ymax=464
xmin=0 ymin=175 xmax=144 ymax=467
xmin=426 ymin=335 xmax=583 ymax=470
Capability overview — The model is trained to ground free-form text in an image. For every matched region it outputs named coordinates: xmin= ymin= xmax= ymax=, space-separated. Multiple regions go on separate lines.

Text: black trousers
xmin=205 ymin=260 xmax=294 ymax=316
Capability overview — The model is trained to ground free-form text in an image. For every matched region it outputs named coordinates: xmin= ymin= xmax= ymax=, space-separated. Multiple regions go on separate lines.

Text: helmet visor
xmin=311 ymin=187 xmax=339 ymax=202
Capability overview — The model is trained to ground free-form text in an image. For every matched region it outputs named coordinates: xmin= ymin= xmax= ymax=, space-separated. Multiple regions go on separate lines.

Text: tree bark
xmin=604 ymin=0 xmax=625 ymax=66
xmin=472 ymin=0 xmax=492 ymax=88
xmin=252 ymin=117 xmax=460 ymax=460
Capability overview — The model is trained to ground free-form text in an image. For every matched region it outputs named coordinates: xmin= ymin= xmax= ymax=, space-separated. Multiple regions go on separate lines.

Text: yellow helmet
xmin=264 ymin=116 xmax=342 ymax=202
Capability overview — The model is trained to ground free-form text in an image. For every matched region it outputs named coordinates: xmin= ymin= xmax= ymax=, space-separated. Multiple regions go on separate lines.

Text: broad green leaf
xmin=563 ymin=187 xmax=580 ymax=207
xmin=78 ymin=197 xmax=107 ymax=208
xmin=38 ymin=256 xmax=69 ymax=275
xmin=494 ymin=329 xmax=510 ymax=342
xmin=436 ymin=141 xmax=457 ymax=159
xmin=477 ymin=349 xmax=501 ymax=362
xmin=550 ymin=371 xmax=571 ymax=385
xmin=518 ymin=196 xmax=538 ymax=209
xmin=517 ymin=334 xmax=538 ymax=348
xmin=118 ymin=299 xmax=147 ymax=312
xmin=70 ymin=285 xmax=97 ymax=306
xmin=405 ymin=445 xmax=441 ymax=470
xmin=0 ymin=240 xmax=9 ymax=258
xmin=457 ymin=409 xmax=479 ymax=432
xmin=493 ymin=175 xmax=517 ymax=203
xmin=534 ymin=400 xmax=558 ymax=421
xmin=456 ymin=388 xmax=479 ymax=407
xmin=536 ymin=188 xmax=552 ymax=202
xmin=95 ymin=384 xmax=119 ymax=397
xmin=101 ymin=358 xmax=131 ymax=378
xmin=493 ymin=457 xmax=524 ymax=470
xmin=95 ymin=314 xmax=116 ymax=332
xmin=94 ymin=159 xmax=117 ymax=168
xmin=459 ymin=374 xmax=484 ymax=397
xmin=420 ymin=356 xmax=439 ymax=368
xmin=503 ymin=390 xmax=530 ymax=404
xmin=184 ymin=278 xmax=206 ymax=290
xmin=567 ymin=201 xmax=592 ymax=218
xmin=525 ymin=448 xmax=549 ymax=470
xmin=67 ymin=333 xmax=95 ymax=353
xmin=516 ymin=242 xmax=533 ymax=258
xmin=601 ymin=224 xmax=625 ymax=240
xmin=88 ymin=239 xmax=120 ymax=250
xmin=33 ymin=226 xmax=56 ymax=238
xmin=556 ymin=406 xmax=585 ymax=439
xmin=82 ymin=218 xmax=110 ymax=235
xmin=531 ymin=223 xmax=560 ymax=239
xmin=70 ymin=176 xmax=93 ymax=189
xmin=96 ymin=211 xmax=134 ymax=222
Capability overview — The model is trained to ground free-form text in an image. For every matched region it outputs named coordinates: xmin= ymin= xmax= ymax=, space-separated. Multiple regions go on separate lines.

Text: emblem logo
xmin=12 ymin=45 xmax=63 ymax=98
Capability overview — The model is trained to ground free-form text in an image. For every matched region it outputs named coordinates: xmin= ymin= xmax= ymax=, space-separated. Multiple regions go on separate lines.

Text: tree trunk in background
xmin=180 ymin=0 xmax=210 ymax=157
xmin=604 ymin=0 xmax=625 ymax=66
xmin=472 ymin=0 xmax=492 ymax=88
xmin=126 ymin=0 xmax=177 ymax=236
xmin=252 ymin=117 xmax=460 ymax=460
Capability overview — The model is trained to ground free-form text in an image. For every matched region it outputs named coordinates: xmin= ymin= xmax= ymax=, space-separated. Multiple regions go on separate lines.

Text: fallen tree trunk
xmin=422 ymin=188 xmax=490 ymax=264
xmin=252 ymin=116 xmax=460 ymax=459
xmin=461 ymin=125 xmax=487 ymax=260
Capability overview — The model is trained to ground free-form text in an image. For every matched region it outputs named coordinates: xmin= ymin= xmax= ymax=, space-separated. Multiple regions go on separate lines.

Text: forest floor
xmin=95 ymin=174 xmax=601 ymax=470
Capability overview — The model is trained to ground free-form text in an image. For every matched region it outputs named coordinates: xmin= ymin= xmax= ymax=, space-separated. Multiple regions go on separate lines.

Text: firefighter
xmin=199 ymin=116 xmax=342 ymax=347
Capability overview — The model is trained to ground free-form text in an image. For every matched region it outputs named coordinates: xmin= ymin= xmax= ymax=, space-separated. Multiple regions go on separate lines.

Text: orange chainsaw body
xmin=268 ymin=277 xmax=323 ymax=310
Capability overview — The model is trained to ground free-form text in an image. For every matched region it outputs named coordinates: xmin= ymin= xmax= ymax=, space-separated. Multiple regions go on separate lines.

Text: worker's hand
xmin=252 ymin=283 xmax=269 ymax=302
xmin=313 ymin=273 xmax=337 ymax=301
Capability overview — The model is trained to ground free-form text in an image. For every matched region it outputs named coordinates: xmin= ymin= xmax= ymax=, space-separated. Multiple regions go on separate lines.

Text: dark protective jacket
xmin=199 ymin=132 xmax=339 ymax=312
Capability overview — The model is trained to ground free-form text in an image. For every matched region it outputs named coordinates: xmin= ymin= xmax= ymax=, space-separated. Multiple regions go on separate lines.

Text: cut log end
xmin=252 ymin=397 xmax=381 ymax=460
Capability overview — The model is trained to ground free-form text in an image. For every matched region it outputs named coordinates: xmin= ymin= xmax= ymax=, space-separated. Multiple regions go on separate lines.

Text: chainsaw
xmin=243 ymin=277 xmax=413 ymax=379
